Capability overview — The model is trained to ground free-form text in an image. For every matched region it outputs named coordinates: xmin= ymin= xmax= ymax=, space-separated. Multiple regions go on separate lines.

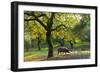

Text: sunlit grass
xmin=24 ymin=47 xmax=90 ymax=61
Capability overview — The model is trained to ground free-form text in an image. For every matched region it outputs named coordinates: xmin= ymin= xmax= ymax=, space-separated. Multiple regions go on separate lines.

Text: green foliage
xmin=24 ymin=11 xmax=90 ymax=58
xmin=73 ymin=14 xmax=90 ymax=41
xmin=24 ymin=39 xmax=30 ymax=50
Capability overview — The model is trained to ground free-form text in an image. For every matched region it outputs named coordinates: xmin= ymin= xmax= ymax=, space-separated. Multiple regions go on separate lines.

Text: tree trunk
xmin=31 ymin=39 xmax=34 ymax=48
xmin=37 ymin=37 xmax=41 ymax=51
xmin=37 ymin=33 xmax=41 ymax=51
xmin=59 ymin=38 xmax=64 ymax=46
xmin=69 ymin=40 xmax=73 ymax=49
xmin=24 ymin=40 xmax=29 ymax=51
xmin=46 ymin=31 xmax=53 ymax=58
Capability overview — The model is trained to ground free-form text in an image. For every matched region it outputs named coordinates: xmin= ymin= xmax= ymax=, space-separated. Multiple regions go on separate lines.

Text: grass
xmin=24 ymin=47 xmax=90 ymax=62
xmin=24 ymin=48 xmax=48 ymax=61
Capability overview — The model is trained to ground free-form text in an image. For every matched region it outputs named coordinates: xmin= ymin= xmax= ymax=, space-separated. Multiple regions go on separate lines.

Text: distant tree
xmin=52 ymin=13 xmax=81 ymax=49
xmin=24 ymin=11 xmax=88 ymax=58
xmin=73 ymin=14 xmax=90 ymax=41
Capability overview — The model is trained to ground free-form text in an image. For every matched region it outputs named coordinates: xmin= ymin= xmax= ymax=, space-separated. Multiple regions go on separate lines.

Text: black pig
xmin=58 ymin=47 xmax=70 ymax=54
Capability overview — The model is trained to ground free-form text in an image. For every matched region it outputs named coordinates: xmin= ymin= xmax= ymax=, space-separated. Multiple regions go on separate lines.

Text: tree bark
xmin=31 ymin=39 xmax=34 ymax=48
xmin=59 ymin=38 xmax=64 ymax=46
xmin=69 ymin=40 xmax=73 ymax=49
xmin=46 ymin=13 xmax=55 ymax=58
xmin=37 ymin=37 xmax=41 ymax=51
xmin=46 ymin=31 xmax=53 ymax=58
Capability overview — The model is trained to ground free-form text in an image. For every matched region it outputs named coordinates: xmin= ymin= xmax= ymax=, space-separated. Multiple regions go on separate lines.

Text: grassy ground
xmin=24 ymin=48 xmax=90 ymax=62
xmin=24 ymin=48 xmax=48 ymax=61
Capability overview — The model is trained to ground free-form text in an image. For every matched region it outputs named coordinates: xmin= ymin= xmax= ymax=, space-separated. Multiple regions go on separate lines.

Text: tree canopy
xmin=24 ymin=11 xmax=90 ymax=58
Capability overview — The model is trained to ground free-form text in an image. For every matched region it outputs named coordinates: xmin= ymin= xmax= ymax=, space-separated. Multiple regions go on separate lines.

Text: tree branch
xmin=24 ymin=13 xmax=32 ymax=16
xmin=24 ymin=12 xmax=47 ymax=30
xmin=37 ymin=14 xmax=48 ymax=18
xmin=35 ymin=17 xmax=47 ymax=30
xmin=24 ymin=18 xmax=36 ymax=21
xmin=47 ymin=13 xmax=55 ymax=28
xmin=24 ymin=12 xmax=48 ymax=18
